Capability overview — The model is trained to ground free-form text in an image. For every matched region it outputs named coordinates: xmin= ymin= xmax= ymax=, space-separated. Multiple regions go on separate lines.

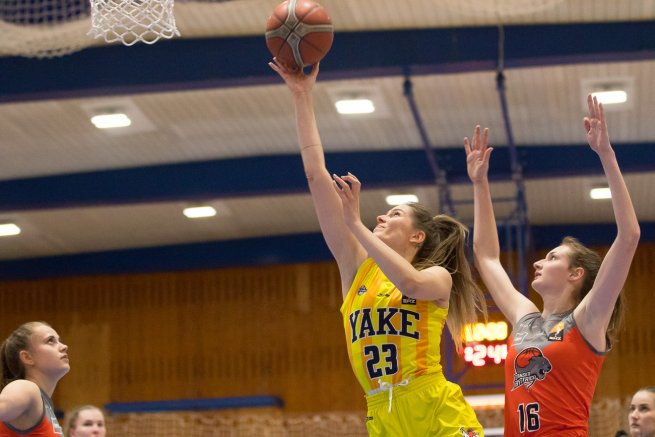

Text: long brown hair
xmin=562 ymin=236 xmax=625 ymax=345
xmin=0 ymin=321 xmax=50 ymax=391
xmin=407 ymin=203 xmax=487 ymax=350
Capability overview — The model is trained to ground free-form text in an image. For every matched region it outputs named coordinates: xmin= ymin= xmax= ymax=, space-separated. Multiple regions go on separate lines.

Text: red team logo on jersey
xmin=459 ymin=427 xmax=480 ymax=437
xmin=512 ymin=347 xmax=552 ymax=390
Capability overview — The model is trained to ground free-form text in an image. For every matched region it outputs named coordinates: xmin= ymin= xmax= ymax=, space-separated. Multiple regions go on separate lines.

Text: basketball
xmin=265 ymin=0 xmax=334 ymax=71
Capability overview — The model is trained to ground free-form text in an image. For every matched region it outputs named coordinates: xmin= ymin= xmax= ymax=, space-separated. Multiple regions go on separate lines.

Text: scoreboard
xmin=462 ymin=321 xmax=509 ymax=367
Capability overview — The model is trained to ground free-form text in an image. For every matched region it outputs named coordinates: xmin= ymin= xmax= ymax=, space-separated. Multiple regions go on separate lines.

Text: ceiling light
xmin=82 ymin=98 xmax=156 ymax=136
xmin=335 ymin=98 xmax=375 ymax=115
xmin=581 ymin=77 xmax=633 ymax=112
xmin=183 ymin=206 xmax=217 ymax=218
xmin=0 ymin=223 xmax=21 ymax=237
xmin=591 ymin=90 xmax=627 ymax=105
xmin=385 ymin=194 xmax=418 ymax=205
xmin=590 ymin=187 xmax=611 ymax=200
xmin=91 ymin=113 xmax=132 ymax=129
xmin=326 ymin=84 xmax=390 ymax=118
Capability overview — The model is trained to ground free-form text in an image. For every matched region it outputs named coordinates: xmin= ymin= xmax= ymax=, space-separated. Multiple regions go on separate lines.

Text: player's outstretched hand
xmin=332 ymin=172 xmax=363 ymax=229
xmin=464 ymin=125 xmax=493 ymax=184
xmin=584 ymin=94 xmax=611 ymax=156
xmin=268 ymin=58 xmax=319 ymax=95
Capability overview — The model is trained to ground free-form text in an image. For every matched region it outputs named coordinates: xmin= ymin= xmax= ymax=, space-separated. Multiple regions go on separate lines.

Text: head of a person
xmin=629 ymin=387 xmax=655 ymax=437
xmin=67 ymin=406 xmax=106 ymax=437
xmin=532 ymin=236 xmax=624 ymax=341
xmin=0 ymin=321 xmax=69 ymax=391
xmin=373 ymin=203 xmax=426 ymax=256
xmin=532 ymin=237 xmax=600 ymax=298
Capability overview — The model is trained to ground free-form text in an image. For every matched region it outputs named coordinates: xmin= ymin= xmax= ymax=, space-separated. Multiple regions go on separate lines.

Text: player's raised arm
xmin=574 ymin=95 xmax=640 ymax=351
xmin=465 ymin=126 xmax=539 ymax=325
xmin=269 ymin=61 xmax=366 ymax=295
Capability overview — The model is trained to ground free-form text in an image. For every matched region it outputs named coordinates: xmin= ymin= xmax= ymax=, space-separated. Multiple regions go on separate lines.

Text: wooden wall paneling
xmin=1 ymin=243 xmax=652 ymax=416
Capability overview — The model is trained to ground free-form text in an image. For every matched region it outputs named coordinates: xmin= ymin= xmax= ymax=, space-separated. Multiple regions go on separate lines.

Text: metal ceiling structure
xmin=1 ymin=1 xmax=654 ymax=280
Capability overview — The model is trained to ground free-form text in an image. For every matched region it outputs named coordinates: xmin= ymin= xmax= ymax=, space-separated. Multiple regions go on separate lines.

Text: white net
xmin=0 ymin=0 xmax=185 ymax=58
xmin=0 ymin=0 xmax=94 ymax=58
xmin=88 ymin=0 xmax=181 ymax=46
xmin=0 ymin=0 xmax=180 ymax=58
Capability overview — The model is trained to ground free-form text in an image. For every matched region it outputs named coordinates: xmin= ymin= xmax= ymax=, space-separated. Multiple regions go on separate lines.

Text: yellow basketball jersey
xmin=340 ymin=258 xmax=448 ymax=394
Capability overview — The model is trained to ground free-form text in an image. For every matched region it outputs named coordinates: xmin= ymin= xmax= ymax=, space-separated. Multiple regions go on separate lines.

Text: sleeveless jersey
xmin=0 ymin=389 xmax=64 ymax=436
xmin=504 ymin=311 xmax=606 ymax=436
xmin=340 ymin=258 xmax=448 ymax=394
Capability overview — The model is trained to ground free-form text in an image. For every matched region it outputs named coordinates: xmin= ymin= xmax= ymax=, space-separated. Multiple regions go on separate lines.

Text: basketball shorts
xmin=365 ymin=373 xmax=484 ymax=437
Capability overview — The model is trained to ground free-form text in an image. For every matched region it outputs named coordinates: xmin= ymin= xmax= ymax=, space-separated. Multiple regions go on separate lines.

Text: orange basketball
xmin=265 ymin=0 xmax=334 ymax=71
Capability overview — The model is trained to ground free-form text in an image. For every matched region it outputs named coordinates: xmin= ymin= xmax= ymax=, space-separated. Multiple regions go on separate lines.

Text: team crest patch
xmin=357 ymin=286 xmax=367 ymax=295
xmin=547 ymin=321 xmax=565 ymax=341
xmin=401 ymin=295 xmax=416 ymax=305
xmin=512 ymin=347 xmax=552 ymax=390
xmin=460 ymin=427 xmax=480 ymax=437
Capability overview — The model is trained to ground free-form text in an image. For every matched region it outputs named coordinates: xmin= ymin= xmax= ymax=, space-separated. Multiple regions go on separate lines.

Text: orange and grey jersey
xmin=340 ymin=258 xmax=448 ymax=394
xmin=504 ymin=311 xmax=607 ymax=436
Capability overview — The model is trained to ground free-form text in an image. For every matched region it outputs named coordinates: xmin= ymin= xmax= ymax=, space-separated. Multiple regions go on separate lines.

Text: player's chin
xmin=53 ymin=365 xmax=71 ymax=379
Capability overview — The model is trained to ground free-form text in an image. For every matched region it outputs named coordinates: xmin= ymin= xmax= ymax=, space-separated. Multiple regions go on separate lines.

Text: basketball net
xmin=88 ymin=0 xmax=180 ymax=46
xmin=0 ymin=0 xmax=94 ymax=58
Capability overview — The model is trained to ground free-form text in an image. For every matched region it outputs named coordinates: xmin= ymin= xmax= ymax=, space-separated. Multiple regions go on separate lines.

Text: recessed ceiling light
xmin=91 ymin=113 xmax=132 ymax=129
xmin=81 ymin=98 xmax=156 ymax=136
xmin=590 ymin=187 xmax=611 ymax=200
xmin=591 ymin=90 xmax=627 ymax=105
xmin=0 ymin=223 xmax=21 ymax=237
xmin=183 ymin=206 xmax=217 ymax=218
xmin=335 ymin=98 xmax=375 ymax=115
xmin=385 ymin=194 xmax=418 ymax=205
xmin=581 ymin=77 xmax=633 ymax=112
xmin=326 ymin=84 xmax=390 ymax=118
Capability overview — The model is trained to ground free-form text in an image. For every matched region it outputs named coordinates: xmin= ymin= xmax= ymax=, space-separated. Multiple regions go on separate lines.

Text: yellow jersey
xmin=340 ymin=258 xmax=448 ymax=394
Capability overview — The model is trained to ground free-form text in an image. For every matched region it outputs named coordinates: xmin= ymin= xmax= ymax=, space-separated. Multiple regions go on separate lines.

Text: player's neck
xmin=26 ymin=373 xmax=57 ymax=398
xmin=542 ymin=292 xmax=575 ymax=317
xmin=541 ymin=299 xmax=575 ymax=319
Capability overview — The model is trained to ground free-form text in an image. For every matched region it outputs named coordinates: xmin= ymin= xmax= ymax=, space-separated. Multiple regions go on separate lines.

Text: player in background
xmin=270 ymin=59 xmax=487 ymax=436
xmin=65 ymin=405 xmax=106 ymax=437
xmin=465 ymin=95 xmax=640 ymax=436
xmin=628 ymin=387 xmax=655 ymax=437
xmin=0 ymin=321 xmax=69 ymax=436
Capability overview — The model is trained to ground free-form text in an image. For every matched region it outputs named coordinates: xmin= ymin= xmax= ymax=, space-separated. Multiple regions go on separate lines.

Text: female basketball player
xmin=629 ymin=387 xmax=655 ymax=437
xmin=66 ymin=406 xmax=106 ymax=437
xmin=0 ymin=321 xmax=69 ymax=436
xmin=270 ymin=59 xmax=487 ymax=436
xmin=465 ymin=95 xmax=640 ymax=436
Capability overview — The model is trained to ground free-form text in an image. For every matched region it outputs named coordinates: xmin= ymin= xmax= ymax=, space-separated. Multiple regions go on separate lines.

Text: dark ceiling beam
xmin=1 ymin=21 xmax=655 ymax=103
xmin=1 ymin=143 xmax=653 ymax=212
xmin=1 ymin=222 xmax=654 ymax=281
